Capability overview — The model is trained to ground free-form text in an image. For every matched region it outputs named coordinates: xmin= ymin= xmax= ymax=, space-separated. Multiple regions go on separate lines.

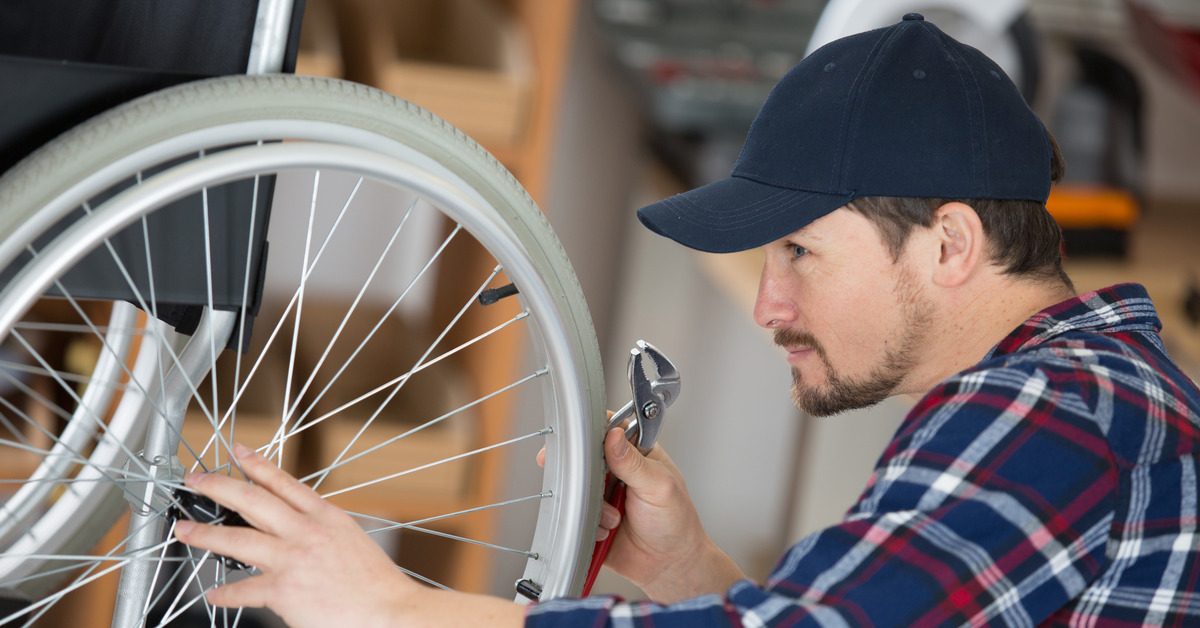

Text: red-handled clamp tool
xmin=581 ymin=340 xmax=680 ymax=596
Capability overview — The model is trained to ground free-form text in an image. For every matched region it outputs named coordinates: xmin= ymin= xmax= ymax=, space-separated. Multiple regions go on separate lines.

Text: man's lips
xmin=783 ymin=345 xmax=816 ymax=364
xmin=774 ymin=329 xmax=821 ymax=365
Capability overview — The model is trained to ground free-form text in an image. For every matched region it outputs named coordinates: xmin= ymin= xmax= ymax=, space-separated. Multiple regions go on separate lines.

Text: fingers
xmin=230 ymin=444 xmax=327 ymax=515
xmin=204 ymin=571 xmax=274 ymax=609
xmin=604 ymin=427 xmax=649 ymax=486
xmin=600 ymin=501 xmax=621 ymax=529
xmin=596 ymin=501 xmax=621 ymax=541
xmin=183 ymin=445 xmax=322 ymax=537
xmin=175 ymin=519 xmax=276 ymax=572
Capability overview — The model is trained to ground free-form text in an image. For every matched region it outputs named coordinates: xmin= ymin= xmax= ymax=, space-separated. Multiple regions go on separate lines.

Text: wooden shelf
xmin=327 ymin=0 xmax=576 ymax=208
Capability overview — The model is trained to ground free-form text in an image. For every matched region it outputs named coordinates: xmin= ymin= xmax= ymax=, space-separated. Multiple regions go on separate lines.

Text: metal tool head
xmin=625 ymin=340 xmax=680 ymax=453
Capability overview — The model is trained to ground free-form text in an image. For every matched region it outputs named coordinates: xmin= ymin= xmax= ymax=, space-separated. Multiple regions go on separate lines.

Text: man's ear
xmin=931 ymin=202 xmax=984 ymax=287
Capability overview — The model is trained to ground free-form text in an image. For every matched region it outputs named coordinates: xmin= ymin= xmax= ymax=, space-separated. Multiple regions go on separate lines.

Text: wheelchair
xmin=0 ymin=1 xmax=604 ymax=625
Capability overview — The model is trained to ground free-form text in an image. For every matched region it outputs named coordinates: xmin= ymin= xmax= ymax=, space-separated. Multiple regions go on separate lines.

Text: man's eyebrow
xmin=791 ymin=226 xmax=822 ymax=242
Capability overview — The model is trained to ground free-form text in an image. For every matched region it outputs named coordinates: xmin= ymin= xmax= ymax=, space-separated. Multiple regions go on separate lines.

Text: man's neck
xmin=907 ymin=275 xmax=1075 ymax=395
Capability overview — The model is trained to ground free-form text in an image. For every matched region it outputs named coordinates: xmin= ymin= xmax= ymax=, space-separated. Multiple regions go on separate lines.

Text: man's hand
xmin=595 ymin=427 xmax=747 ymax=603
xmin=175 ymin=444 xmax=524 ymax=628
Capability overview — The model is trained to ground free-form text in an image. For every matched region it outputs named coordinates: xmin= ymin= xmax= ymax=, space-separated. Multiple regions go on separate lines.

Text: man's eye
xmin=790 ymin=244 xmax=809 ymax=259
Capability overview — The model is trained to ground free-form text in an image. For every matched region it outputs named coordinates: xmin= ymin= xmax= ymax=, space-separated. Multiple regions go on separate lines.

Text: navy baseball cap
xmin=637 ymin=13 xmax=1054 ymax=253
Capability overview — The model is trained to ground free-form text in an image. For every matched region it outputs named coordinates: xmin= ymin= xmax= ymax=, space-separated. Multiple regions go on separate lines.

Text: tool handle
xmin=581 ymin=473 xmax=625 ymax=596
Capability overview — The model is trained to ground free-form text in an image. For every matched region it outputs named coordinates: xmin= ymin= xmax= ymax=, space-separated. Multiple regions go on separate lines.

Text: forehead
xmin=782 ymin=207 xmax=868 ymax=244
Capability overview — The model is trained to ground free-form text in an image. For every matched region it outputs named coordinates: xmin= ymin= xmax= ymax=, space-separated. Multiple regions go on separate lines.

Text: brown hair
xmin=847 ymin=133 xmax=1072 ymax=289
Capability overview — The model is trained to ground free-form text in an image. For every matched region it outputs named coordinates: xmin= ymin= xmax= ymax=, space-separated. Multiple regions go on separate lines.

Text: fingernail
xmin=612 ymin=433 xmax=629 ymax=460
xmin=232 ymin=443 xmax=254 ymax=459
xmin=184 ymin=472 xmax=202 ymax=487
xmin=600 ymin=506 xmax=620 ymax=529
xmin=175 ymin=520 xmax=194 ymax=537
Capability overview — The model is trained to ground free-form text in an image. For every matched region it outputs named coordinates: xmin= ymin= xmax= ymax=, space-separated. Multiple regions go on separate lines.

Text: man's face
xmin=753 ymin=208 xmax=934 ymax=417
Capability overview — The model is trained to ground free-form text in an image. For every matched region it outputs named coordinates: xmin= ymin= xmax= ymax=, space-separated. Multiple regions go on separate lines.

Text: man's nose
xmin=753 ymin=263 xmax=796 ymax=329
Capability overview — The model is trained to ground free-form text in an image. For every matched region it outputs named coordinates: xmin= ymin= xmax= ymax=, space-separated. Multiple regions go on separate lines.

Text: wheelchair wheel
xmin=0 ymin=75 xmax=604 ymax=627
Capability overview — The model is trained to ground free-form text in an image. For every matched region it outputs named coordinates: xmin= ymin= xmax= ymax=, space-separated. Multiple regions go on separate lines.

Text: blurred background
xmin=296 ymin=0 xmax=1200 ymax=599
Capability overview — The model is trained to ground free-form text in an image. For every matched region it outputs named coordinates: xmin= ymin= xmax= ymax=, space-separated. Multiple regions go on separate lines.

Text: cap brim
xmin=636 ymin=176 xmax=852 ymax=253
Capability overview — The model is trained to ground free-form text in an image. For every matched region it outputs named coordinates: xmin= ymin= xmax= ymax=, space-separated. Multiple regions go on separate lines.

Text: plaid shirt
xmin=526 ymin=284 xmax=1200 ymax=627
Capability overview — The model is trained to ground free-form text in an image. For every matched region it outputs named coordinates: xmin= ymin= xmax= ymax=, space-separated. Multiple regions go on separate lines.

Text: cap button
xmin=902 ymin=13 xmax=924 ymax=21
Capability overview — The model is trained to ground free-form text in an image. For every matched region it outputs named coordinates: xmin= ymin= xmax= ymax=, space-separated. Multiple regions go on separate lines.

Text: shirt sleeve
xmin=526 ymin=366 xmax=1119 ymax=627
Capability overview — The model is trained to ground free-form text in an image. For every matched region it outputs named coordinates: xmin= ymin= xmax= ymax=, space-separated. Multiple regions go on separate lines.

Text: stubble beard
xmin=776 ymin=272 xmax=933 ymax=417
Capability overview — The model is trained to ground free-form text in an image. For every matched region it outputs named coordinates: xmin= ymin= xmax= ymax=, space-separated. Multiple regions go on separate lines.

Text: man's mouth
xmin=784 ymin=345 xmax=815 ymax=363
xmin=774 ymin=329 xmax=822 ymax=364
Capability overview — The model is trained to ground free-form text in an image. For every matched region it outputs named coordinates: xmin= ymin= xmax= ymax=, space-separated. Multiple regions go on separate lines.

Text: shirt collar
xmin=987 ymin=283 xmax=1162 ymax=359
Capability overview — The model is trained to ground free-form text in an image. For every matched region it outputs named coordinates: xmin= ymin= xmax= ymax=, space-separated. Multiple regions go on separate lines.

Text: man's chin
xmin=790 ymin=371 xmax=895 ymax=417
xmin=792 ymin=388 xmax=889 ymax=417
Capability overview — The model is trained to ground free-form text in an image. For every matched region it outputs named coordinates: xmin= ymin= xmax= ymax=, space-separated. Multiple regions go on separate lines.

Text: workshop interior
xmin=1 ymin=0 xmax=1199 ymax=626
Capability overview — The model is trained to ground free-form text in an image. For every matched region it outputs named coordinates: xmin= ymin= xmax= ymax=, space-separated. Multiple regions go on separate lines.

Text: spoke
xmin=0 ymin=386 xmax=195 ymax=518
xmin=281 ymin=196 xmax=421 ymax=427
xmin=318 ymin=428 xmax=551 ymax=499
xmin=347 ymin=491 xmax=552 ymax=532
xmin=154 ymin=531 xmax=219 ymax=627
xmin=0 ymin=453 xmax=117 ymax=485
xmin=21 ymin=292 xmax=157 ymax=425
xmin=5 ymin=553 xmax=196 ymax=565
xmin=1 ymin=326 xmax=162 ymax=500
xmin=70 ymin=197 xmax=232 ymax=474
xmin=10 ymin=321 xmax=146 ymax=334
xmin=398 ymin=565 xmax=452 ymax=592
xmin=191 ymin=172 xmax=363 ymax=471
xmin=309 ymin=260 xmax=502 ymax=487
xmin=1 ymin=558 xmax=128 ymax=626
xmin=0 ymin=446 xmax=186 ymax=490
xmin=76 ymin=200 xmax=174 ymax=407
xmin=406 ymin=526 xmax=537 ymax=559
xmin=0 ymin=534 xmax=178 ymax=626
xmin=229 ymin=165 xmax=266 ymax=478
xmin=266 ymin=296 xmax=522 ymax=450
xmin=273 ymin=307 xmax=528 ymax=449
xmin=6 ymin=328 xmax=101 ymax=426
xmin=356 ymin=512 xmax=537 ymax=559
xmin=0 ymin=387 xmax=68 ymax=451
xmin=148 ymin=570 xmax=207 ymax=628
xmin=24 ymin=263 xmax=203 ymax=486
xmin=139 ymin=198 xmax=161 ymax=327
xmin=0 ymin=297 xmax=159 ymax=489
xmin=41 ymin=506 xmax=186 ymax=591
xmin=309 ymin=367 xmax=546 ymax=482
xmin=137 ymin=192 xmax=169 ymax=442
xmin=140 ymin=518 xmax=178 ymax=622
xmin=0 ymin=358 xmax=134 ymax=389
xmin=201 ymin=184 xmax=221 ymax=463
xmin=280 ymin=170 xmax=323 ymax=464
xmin=2 ymin=321 xmax=152 ymax=489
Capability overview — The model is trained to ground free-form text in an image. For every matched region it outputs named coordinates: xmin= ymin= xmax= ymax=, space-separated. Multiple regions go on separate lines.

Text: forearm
xmin=387 ymin=588 xmax=526 ymax=627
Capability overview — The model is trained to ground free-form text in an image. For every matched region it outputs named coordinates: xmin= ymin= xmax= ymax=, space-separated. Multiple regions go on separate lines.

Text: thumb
xmin=604 ymin=427 xmax=652 ymax=487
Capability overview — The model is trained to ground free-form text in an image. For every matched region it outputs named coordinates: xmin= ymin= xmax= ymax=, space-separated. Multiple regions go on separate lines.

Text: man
xmin=178 ymin=14 xmax=1200 ymax=626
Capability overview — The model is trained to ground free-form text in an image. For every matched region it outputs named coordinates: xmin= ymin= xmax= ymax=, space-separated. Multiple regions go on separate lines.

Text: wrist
xmin=642 ymin=538 xmax=746 ymax=604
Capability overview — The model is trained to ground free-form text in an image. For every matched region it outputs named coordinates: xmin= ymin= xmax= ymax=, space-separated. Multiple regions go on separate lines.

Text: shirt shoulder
xmin=903 ymin=320 xmax=1200 ymax=474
